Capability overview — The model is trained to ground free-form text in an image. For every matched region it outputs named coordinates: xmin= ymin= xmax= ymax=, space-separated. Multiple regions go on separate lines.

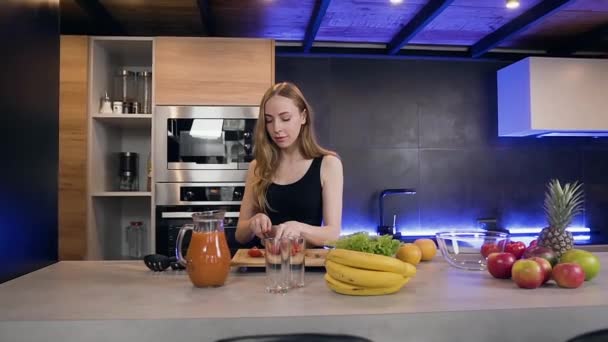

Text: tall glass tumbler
xmin=289 ymin=237 xmax=305 ymax=288
xmin=264 ymin=237 xmax=291 ymax=294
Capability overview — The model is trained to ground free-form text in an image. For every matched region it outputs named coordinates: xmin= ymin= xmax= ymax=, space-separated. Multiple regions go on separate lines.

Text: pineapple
xmin=537 ymin=179 xmax=584 ymax=257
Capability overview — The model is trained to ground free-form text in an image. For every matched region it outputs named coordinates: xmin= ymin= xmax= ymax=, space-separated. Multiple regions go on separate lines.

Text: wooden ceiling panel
xmin=211 ymin=0 xmax=315 ymax=40
xmin=500 ymin=0 xmax=608 ymax=48
xmin=409 ymin=0 xmax=545 ymax=46
xmin=101 ymin=0 xmax=202 ymax=36
xmin=315 ymin=0 xmax=428 ymax=43
xmin=560 ymin=0 xmax=608 ymax=12
xmin=60 ymin=0 xmax=608 ymax=55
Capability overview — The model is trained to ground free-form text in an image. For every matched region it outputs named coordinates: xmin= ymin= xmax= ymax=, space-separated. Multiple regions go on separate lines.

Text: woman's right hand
xmin=249 ymin=213 xmax=272 ymax=239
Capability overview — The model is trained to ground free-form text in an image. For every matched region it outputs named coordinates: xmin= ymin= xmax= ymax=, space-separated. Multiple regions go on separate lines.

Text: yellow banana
xmin=325 ymin=260 xmax=405 ymax=288
xmin=324 ymin=273 xmax=410 ymax=296
xmin=326 ymin=249 xmax=416 ymax=277
xmin=324 ymin=273 xmax=362 ymax=291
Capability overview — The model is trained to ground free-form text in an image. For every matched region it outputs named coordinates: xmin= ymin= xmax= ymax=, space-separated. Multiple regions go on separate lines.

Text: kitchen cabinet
xmin=154 ymin=37 xmax=274 ymax=105
xmin=63 ymin=36 xmax=274 ymax=260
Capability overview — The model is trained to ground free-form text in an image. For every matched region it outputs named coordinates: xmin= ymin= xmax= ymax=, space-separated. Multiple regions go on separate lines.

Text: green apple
xmin=559 ymin=249 xmax=601 ymax=281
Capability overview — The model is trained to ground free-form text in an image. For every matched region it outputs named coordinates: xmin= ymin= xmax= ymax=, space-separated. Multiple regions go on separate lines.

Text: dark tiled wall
xmin=276 ymin=57 xmax=608 ymax=238
xmin=0 ymin=1 xmax=60 ymax=283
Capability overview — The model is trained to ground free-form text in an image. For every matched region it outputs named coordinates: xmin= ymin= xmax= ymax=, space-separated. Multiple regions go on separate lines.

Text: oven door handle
xmin=161 ymin=212 xmax=240 ymax=219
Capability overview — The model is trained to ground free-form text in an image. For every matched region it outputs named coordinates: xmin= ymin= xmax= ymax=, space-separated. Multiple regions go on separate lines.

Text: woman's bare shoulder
xmin=321 ymin=154 xmax=343 ymax=174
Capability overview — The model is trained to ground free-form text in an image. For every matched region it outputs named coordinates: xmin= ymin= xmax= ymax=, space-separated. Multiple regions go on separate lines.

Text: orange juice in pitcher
xmin=176 ymin=210 xmax=231 ymax=287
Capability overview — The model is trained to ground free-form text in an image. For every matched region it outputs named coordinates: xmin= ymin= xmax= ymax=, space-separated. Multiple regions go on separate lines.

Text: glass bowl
xmin=435 ymin=230 xmax=510 ymax=271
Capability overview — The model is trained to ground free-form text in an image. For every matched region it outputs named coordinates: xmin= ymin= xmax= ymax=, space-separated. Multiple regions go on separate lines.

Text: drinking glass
xmin=289 ymin=237 xmax=306 ymax=288
xmin=264 ymin=237 xmax=291 ymax=294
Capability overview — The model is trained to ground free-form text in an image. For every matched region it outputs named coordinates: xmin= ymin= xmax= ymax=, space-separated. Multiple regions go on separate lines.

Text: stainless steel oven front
xmin=154 ymin=105 xmax=259 ymax=183
xmin=155 ymin=182 xmax=258 ymax=258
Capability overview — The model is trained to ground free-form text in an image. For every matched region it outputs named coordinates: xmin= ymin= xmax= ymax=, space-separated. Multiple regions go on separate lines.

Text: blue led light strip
xmin=340 ymin=226 xmax=591 ymax=241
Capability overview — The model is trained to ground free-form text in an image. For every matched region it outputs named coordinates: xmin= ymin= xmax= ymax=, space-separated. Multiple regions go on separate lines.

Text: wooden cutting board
xmin=231 ymin=248 xmax=328 ymax=267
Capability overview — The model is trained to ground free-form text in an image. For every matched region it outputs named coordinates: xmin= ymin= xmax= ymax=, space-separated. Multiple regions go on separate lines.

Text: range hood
xmin=497 ymin=57 xmax=608 ymax=137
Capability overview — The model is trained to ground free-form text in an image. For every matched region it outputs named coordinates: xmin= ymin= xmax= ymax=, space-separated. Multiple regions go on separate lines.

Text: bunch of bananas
xmin=324 ymin=249 xmax=417 ymax=296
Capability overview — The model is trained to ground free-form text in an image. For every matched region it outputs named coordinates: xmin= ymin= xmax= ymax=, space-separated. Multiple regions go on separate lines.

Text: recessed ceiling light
xmin=390 ymin=0 xmax=403 ymax=4
xmin=506 ymin=0 xmax=520 ymax=9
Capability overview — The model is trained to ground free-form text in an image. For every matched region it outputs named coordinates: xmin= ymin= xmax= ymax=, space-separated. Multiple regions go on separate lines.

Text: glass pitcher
xmin=176 ymin=210 xmax=231 ymax=287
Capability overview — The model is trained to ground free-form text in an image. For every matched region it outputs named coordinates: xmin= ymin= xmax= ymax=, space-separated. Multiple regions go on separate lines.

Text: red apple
xmin=522 ymin=246 xmax=558 ymax=266
xmin=486 ymin=252 xmax=516 ymax=279
xmin=504 ymin=241 xmax=526 ymax=259
xmin=553 ymin=263 xmax=585 ymax=289
xmin=511 ymin=259 xmax=544 ymax=289
xmin=481 ymin=242 xmax=501 ymax=258
xmin=530 ymin=257 xmax=552 ymax=284
xmin=529 ymin=239 xmax=538 ymax=248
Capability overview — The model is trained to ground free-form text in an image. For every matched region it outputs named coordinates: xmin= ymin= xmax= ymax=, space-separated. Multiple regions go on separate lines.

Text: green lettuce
xmin=332 ymin=232 xmax=401 ymax=256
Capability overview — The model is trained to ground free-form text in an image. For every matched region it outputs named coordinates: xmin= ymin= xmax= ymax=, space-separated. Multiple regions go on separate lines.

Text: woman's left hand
xmin=273 ymin=221 xmax=304 ymax=239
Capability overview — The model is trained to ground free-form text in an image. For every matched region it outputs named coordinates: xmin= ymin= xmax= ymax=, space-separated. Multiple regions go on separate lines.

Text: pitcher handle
xmin=176 ymin=224 xmax=194 ymax=267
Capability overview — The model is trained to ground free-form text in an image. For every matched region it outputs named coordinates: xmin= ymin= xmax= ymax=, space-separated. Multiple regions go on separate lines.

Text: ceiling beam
xmin=277 ymin=45 xmax=539 ymax=62
xmin=470 ymin=0 xmax=575 ymax=58
xmin=74 ymin=0 xmax=125 ymax=35
xmin=549 ymin=23 xmax=608 ymax=55
xmin=197 ymin=0 xmax=215 ymax=36
xmin=386 ymin=0 xmax=454 ymax=55
xmin=303 ymin=0 xmax=331 ymax=53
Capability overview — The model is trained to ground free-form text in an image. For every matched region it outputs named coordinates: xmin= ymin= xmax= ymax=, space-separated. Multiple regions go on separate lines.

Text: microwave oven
xmin=154 ymin=105 xmax=259 ymax=183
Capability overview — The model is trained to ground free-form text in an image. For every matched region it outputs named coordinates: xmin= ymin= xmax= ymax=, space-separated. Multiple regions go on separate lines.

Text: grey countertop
xmin=1 ymin=254 xmax=607 ymax=342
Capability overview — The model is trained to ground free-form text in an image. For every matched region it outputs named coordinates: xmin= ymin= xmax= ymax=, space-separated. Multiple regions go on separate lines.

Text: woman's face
xmin=264 ymin=95 xmax=306 ymax=149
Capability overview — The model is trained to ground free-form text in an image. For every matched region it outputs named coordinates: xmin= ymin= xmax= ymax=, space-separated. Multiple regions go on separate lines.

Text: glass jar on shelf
xmin=113 ymin=69 xmax=137 ymax=111
xmin=126 ymin=221 xmax=146 ymax=259
xmin=137 ymin=71 xmax=152 ymax=114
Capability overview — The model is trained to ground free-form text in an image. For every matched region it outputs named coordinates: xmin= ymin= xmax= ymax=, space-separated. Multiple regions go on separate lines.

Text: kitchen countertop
xmin=1 ymin=254 xmax=608 ymax=342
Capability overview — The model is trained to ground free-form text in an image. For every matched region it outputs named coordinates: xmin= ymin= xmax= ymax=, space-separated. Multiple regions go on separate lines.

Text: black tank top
xmin=265 ymin=157 xmax=323 ymax=226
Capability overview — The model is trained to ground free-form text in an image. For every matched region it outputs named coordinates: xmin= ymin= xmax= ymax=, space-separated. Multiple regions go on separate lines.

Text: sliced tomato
xmin=291 ymin=240 xmax=303 ymax=256
xmin=247 ymin=247 xmax=264 ymax=258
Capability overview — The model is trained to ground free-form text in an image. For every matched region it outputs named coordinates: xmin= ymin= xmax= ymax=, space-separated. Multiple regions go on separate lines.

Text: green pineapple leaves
xmin=543 ymin=179 xmax=584 ymax=231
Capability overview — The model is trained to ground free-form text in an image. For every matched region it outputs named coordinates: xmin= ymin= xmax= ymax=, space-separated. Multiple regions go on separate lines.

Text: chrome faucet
xmin=377 ymin=188 xmax=416 ymax=237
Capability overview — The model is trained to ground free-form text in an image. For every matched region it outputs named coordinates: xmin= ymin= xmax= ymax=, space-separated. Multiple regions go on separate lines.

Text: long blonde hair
xmin=252 ymin=82 xmax=335 ymax=213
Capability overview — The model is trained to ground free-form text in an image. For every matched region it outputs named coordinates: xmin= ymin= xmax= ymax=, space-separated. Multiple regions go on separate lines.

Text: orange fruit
xmin=414 ymin=238 xmax=437 ymax=261
xmin=396 ymin=243 xmax=422 ymax=265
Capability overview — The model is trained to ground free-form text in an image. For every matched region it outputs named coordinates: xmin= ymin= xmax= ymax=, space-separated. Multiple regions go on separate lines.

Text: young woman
xmin=235 ymin=82 xmax=343 ymax=247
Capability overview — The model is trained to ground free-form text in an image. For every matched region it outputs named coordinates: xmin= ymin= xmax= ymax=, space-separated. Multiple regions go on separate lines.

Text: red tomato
xmin=247 ymin=247 xmax=263 ymax=258
xmin=504 ymin=241 xmax=526 ymax=259
xmin=481 ymin=243 xmax=500 ymax=258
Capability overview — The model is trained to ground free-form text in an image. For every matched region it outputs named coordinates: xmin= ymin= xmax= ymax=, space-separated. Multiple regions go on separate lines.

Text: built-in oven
xmin=154 ymin=106 xmax=259 ymax=183
xmin=155 ymin=182 xmax=257 ymax=258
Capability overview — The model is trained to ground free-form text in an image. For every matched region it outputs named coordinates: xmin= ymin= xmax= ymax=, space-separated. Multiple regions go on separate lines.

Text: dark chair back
xmin=567 ymin=329 xmax=608 ymax=342
xmin=216 ymin=333 xmax=373 ymax=342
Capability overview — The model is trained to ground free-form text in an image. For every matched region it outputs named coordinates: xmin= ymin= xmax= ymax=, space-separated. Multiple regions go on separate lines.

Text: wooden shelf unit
xmin=87 ymin=37 xmax=155 ymax=260
xmin=91 ymin=114 xmax=152 ymax=129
